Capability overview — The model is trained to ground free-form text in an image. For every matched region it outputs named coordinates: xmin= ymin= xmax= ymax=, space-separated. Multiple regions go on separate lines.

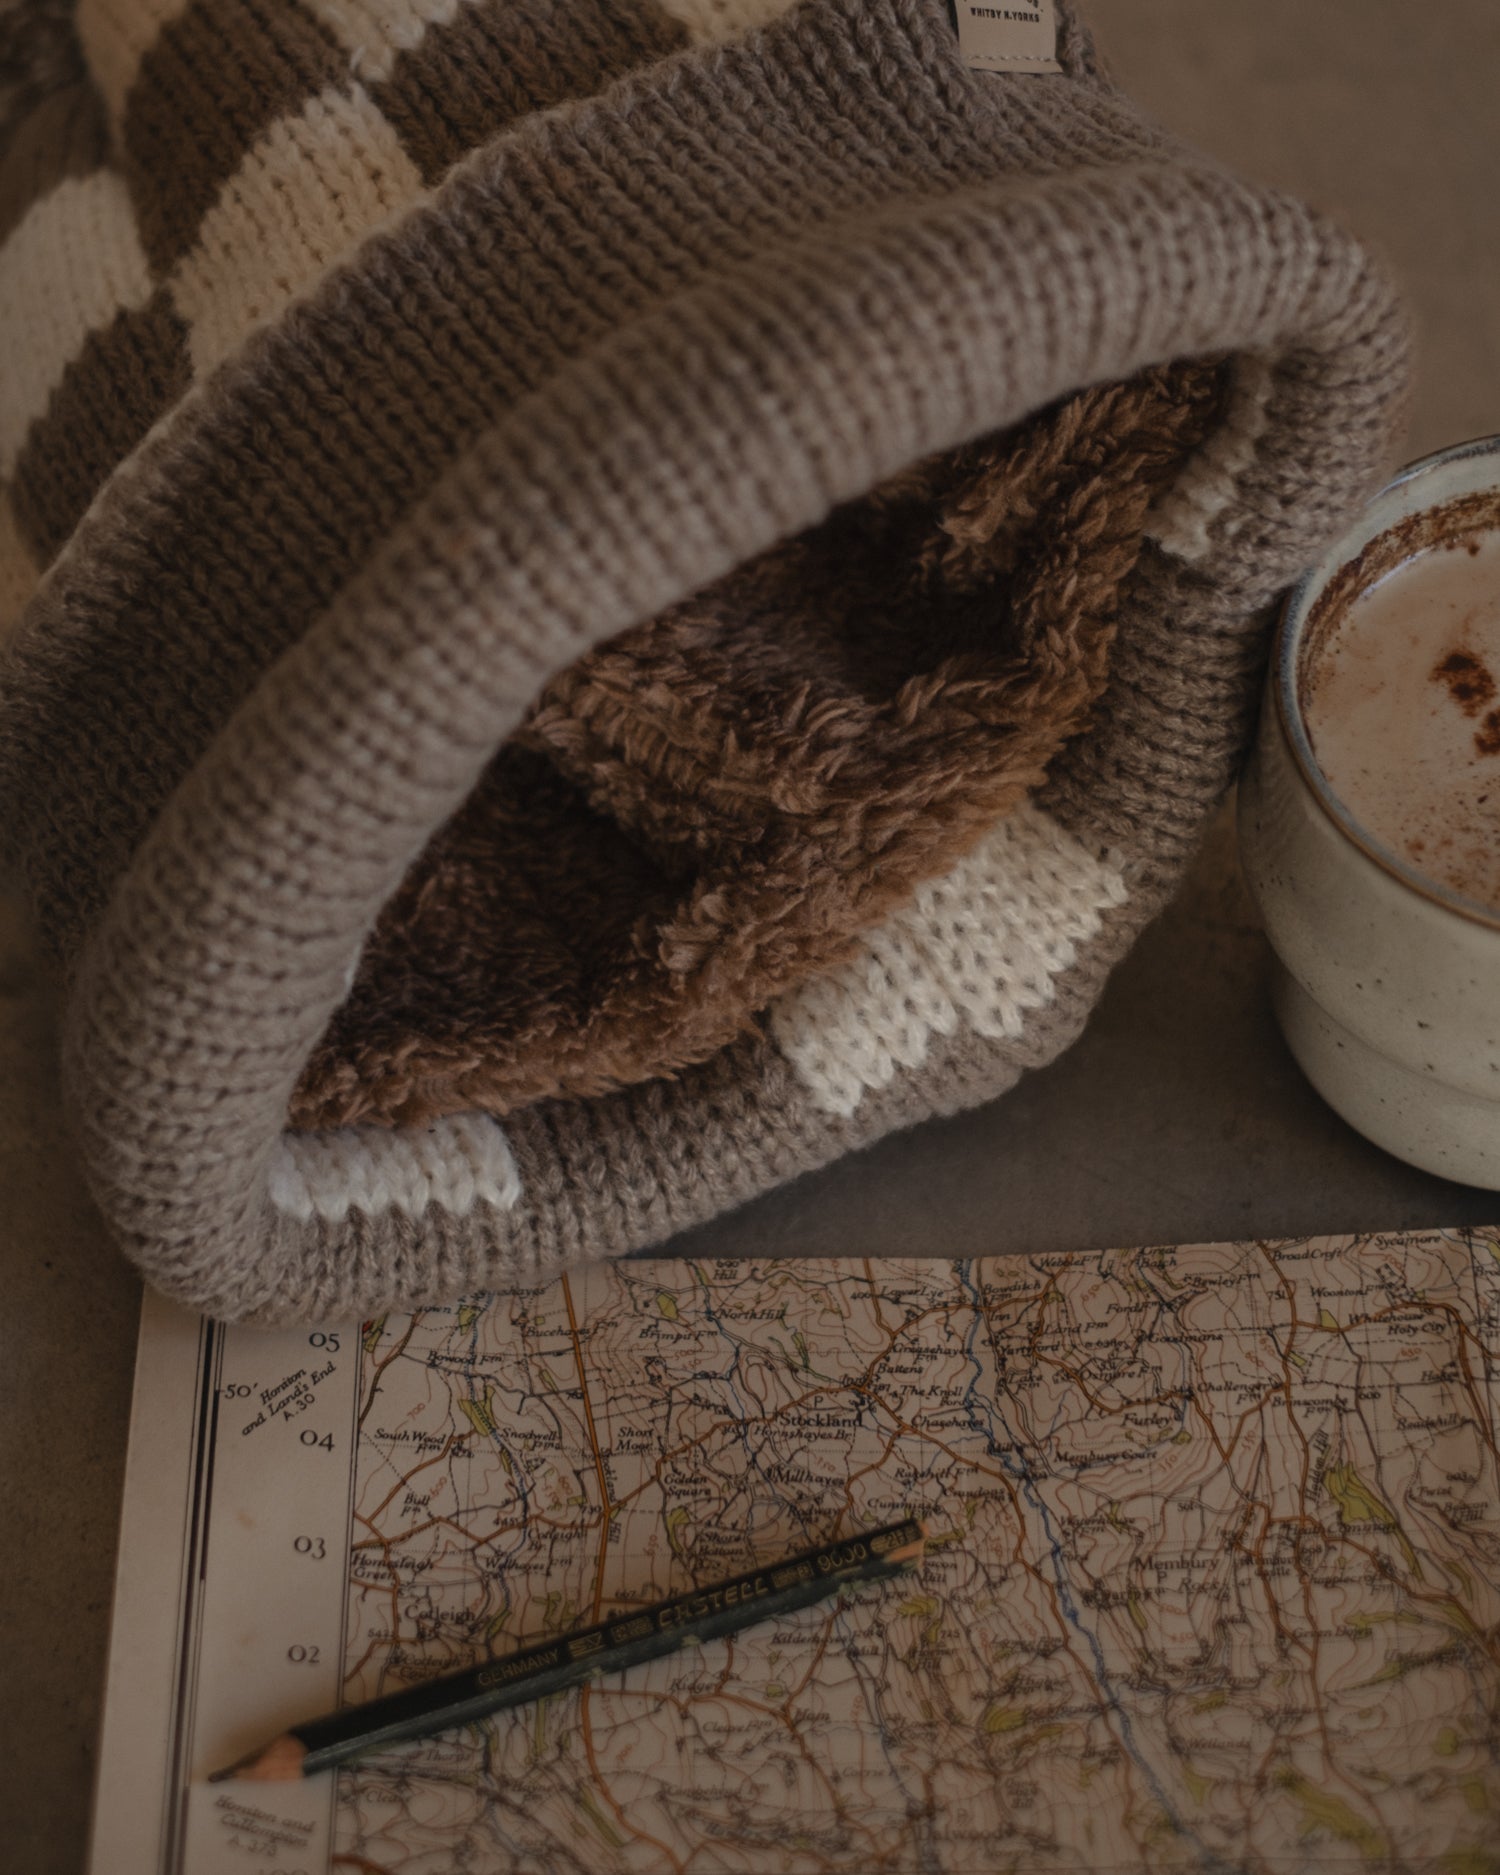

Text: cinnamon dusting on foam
xmin=1430 ymin=647 xmax=1495 ymax=718
xmin=1303 ymin=496 xmax=1500 ymax=913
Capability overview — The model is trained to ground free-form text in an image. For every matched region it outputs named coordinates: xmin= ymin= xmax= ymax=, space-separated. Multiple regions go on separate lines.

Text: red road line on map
xmin=1264 ymin=1344 xmax=1347 ymax=1786
xmin=600 ymin=1681 xmax=859 ymax=1862
xmin=560 ymin=1272 xmax=614 ymax=1622
xmin=578 ymin=1695 xmax=687 ymax=1875
xmin=560 ymin=1271 xmax=689 ymax=1875
xmin=353 ymin=1434 xmax=463 ymax=1527
xmin=863 ymin=1258 xmax=892 ymax=1333
xmin=357 ymin=1313 xmax=424 ymax=1432
xmin=350 ymin=1507 xmax=582 ymax=1552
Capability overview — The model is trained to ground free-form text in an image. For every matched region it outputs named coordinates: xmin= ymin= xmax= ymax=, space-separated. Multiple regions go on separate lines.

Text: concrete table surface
xmin=4 ymin=4 xmax=1499 ymax=1870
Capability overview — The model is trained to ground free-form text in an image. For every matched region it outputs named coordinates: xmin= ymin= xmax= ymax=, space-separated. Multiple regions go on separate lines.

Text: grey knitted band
xmin=0 ymin=0 xmax=1407 ymax=1321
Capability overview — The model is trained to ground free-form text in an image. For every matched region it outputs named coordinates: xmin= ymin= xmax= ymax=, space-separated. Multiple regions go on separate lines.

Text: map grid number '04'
xmin=328 ymin=1238 xmax=1500 ymax=1874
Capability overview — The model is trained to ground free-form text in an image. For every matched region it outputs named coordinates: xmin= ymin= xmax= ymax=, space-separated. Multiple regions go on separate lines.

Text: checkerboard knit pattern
xmin=0 ymin=0 xmax=1408 ymax=1320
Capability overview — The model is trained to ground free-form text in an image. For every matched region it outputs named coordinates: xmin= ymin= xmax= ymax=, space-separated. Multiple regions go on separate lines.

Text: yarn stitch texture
xmin=0 ymin=0 xmax=1409 ymax=1320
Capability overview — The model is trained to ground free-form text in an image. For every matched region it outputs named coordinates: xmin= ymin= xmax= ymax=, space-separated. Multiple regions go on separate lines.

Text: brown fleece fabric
xmin=293 ymin=357 xmax=1227 ymax=1129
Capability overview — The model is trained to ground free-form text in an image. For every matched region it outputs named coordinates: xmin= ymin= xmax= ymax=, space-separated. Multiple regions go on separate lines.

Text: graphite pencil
xmin=211 ymin=1514 xmax=927 ymax=1781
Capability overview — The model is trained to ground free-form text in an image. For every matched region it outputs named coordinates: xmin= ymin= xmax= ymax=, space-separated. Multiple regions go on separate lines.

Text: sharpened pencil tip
xmin=206 ymin=1734 xmax=308 ymax=1783
xmin=879 ymin=1522 xmax=928 ymax=1570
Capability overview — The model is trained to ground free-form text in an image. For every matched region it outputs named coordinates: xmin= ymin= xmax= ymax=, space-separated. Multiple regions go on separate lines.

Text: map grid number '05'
xmin=321 ymin=1237 xmax=1500 ymax=1874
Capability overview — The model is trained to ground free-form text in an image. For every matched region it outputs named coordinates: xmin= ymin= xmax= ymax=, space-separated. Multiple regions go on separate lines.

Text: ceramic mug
xmin=1239 ymin=435 xmax=1500 ymax=1188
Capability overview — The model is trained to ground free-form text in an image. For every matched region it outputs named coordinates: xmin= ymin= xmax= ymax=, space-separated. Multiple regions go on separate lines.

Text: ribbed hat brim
xmin=0 ymin=0 xmax=1407 ymax=1318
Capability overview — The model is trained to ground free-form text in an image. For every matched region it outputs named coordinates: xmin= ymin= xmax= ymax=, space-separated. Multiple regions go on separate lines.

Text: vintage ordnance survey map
xmin=92 ymin=1235 xmax=1500 ymax=1873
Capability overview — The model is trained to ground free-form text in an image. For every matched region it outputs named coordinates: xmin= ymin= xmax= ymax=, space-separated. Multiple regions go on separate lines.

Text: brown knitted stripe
xmin=5 ymin=22 xmax=1001 ymax=954
xmin=1035 ymin=546 xmax=1269 ymax=887
xmin=3 ymin=157 xmax=696 ymax=934
xmin=0 ymin=82 xmax=111 ymax=247
xmin=373 ymin=0 xmax=691 ymax=187
xmin=0 ymin=489 xmax=41 ymax=637
xmin=0 ymin=0 xmax=1125 ymax=614
xmin=0 ymin=0 xmax=85 ymax=159
xmin=1034 ymin=338 xmax=1411 ymax=875
xmin=502 ymin=1031 xmax=808 ymax=1272
xmin=121 ymin=0 xmax=346 ymax=275
xmin=10 ymin=293 xmax=192 ymax=565
xmin=1 ymin=0 xmax=695 ymax=572
xmin=291 ymin=358 xmax=1228 ymax=1130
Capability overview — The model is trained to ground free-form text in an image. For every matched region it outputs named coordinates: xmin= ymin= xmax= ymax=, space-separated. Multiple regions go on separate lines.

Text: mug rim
xmin=1274 ymin=432 xmax=1500 ymax=934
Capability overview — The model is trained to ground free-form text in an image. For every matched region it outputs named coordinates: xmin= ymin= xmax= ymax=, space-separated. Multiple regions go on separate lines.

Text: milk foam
xmin=1305 ymin=528 xmax=1500 ymax=912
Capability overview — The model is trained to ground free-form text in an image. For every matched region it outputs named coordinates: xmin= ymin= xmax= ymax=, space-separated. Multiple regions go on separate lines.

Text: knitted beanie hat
xmin=0 ymin=0 xmax=1407 ymax=1323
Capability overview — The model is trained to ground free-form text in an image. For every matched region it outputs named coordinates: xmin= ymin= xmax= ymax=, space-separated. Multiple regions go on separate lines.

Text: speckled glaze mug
xmin=1240 ymin=436 xmax=1500 ymax=1187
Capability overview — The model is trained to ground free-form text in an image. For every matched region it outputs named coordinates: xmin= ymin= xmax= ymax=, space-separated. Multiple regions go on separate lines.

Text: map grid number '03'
xmin=329 ymin=1238 xmax=1500 ymax=1874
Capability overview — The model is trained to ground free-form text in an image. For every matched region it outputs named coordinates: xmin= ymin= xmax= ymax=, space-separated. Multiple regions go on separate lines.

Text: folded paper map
xmin=91 ymin=1235 xmax=1500 ymax=1873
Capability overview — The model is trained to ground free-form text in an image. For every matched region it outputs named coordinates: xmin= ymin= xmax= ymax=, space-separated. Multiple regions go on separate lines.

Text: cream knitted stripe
xmin=0 ymin=170 xmax=154 ymax=475
xmin=268 ymin=1110 xmax=522 ymax=1224
xmin=770 ymin=802 xmax=1130 ymax=1117
xmin=1147 ymin=352 xmax=1275 ymax=565
xmin=15 ymin=0 xmax=680 ymax=551
xmin=171 ymin=83 xmax=425 ymax=379
xmin=74 ymin=0 xmax=193 ymax=126
xmin=655 ymin=0 xmax=802 ymax=42
xmin=6 ymin=3 xmax=459 ymax=532
xmin=303 ymin=0 xmax=465 ymax=82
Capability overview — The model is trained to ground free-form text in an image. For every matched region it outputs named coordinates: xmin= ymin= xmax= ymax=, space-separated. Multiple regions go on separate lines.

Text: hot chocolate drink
xmin=1242 ymin=438 xmax=1500 ymax=1190
xmin=1304 ymin=521 xmax=1500 ymax=911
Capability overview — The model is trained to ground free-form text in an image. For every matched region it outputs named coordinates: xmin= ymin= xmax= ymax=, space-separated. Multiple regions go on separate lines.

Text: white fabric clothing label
xmin=953 ymin=1 xmax=1061 ymax=74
